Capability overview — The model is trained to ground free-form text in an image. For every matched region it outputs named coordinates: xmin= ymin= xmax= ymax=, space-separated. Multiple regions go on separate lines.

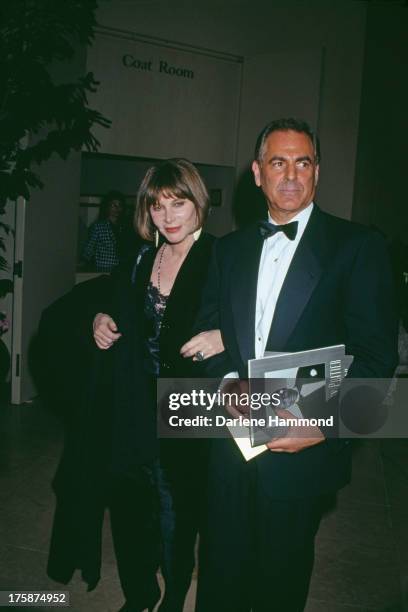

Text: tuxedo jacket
xmin=196 ymin=205 xmax=398 ymax=499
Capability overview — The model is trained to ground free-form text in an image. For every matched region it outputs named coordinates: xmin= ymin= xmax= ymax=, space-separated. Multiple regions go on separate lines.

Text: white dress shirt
xmin=254 ymin=203 xmax=314 ymax=358
xmin=222 ymin=205 xmax=314 ymax=455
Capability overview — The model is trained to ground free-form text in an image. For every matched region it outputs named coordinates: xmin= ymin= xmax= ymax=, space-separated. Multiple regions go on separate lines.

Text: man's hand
xmin=267 ymin=409 xmax=325 ymax=453
xmin=219 ymin=379 xmax=250 ymax=418
xmin=93 ymin=313 xmax=122 ymax=350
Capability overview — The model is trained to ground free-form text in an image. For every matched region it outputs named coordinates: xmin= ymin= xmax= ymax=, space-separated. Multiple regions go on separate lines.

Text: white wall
xmin=18 ymin=153 xmax=81 ymax=401
xmin=14 ymin=46 xmax=86 ymax=402
xmin=96 ymin=0 xmax=367 ymax=219
xmin=87 ymin=32 xmax=242 ymax=166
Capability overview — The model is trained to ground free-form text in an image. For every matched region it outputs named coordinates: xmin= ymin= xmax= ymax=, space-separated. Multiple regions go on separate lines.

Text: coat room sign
xmin=87 ymin=32 xmax=242 ymax=165
xmin=122 ymin=54 xmax=195 ymax=79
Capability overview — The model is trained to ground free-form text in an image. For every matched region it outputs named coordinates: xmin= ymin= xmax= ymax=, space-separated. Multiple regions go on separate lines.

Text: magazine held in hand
xmin=225 ymin=345 xmax=353 ymax=461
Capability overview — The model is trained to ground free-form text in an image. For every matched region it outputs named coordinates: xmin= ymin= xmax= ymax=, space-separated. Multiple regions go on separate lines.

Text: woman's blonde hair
xmin=135 ymin=158 xmax=210 ymax=241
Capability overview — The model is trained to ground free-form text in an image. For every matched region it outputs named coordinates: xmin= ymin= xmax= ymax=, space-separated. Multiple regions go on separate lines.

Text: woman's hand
xmin=93 ymin=313 xmax=122 ymax=350
xmin=180 ymin=330 xmax=224 ymax=361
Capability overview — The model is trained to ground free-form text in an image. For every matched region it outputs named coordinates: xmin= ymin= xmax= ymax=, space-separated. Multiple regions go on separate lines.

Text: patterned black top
xmin=82 ymin=220 xmax=120 ymax=272
xmin=144 ymin=281 xmax=169 ymax=375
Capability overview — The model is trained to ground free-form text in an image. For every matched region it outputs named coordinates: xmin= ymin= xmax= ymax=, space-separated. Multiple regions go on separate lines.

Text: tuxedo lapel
xmin=266 ymin=206 xmax=327 ymax=351
xmin=231 ymin=225 xmax=264 ymax=364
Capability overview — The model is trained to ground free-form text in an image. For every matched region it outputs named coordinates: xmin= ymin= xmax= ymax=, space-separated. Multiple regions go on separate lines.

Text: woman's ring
xmin=195 ymin=351 xmax=205 ymax=361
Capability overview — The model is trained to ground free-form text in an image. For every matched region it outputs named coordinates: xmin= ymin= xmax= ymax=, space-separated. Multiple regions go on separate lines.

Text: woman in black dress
xmin=93 ymin=159 xmax=224 ymax=611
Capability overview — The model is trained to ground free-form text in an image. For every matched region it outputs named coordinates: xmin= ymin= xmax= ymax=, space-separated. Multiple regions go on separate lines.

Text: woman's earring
xmin=155 ymin=230 xmax=159 ymax=248
xmin=193 ymin=228 xmax=202 ymax=242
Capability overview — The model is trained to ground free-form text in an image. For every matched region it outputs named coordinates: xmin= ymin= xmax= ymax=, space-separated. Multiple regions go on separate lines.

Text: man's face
xmin=252 ymin=130 xmax=319 ymax=222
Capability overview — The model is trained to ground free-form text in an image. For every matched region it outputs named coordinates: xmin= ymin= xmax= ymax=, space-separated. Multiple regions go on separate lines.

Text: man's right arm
xmin=193 ymin=241 xmax=236 ymax=377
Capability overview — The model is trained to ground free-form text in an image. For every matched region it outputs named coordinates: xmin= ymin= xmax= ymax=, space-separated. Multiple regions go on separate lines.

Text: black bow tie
xmin=258 ymin=220 xmax=298 ymax=241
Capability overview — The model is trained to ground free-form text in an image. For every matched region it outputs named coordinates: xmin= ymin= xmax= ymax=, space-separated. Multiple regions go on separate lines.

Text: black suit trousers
xmin=196 ymin=440 xmax=331 ymax=612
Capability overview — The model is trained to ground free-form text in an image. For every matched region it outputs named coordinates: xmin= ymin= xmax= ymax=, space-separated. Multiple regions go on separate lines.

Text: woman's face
xmin=150 ymin=192 xmax=198 ymax=244
xmin=108 ymin=199 xmax=123 ymax=223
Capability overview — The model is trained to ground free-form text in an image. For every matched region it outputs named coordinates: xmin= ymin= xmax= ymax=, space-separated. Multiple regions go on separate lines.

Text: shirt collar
xmin=268 ymin=202 xmax=314 ymax=239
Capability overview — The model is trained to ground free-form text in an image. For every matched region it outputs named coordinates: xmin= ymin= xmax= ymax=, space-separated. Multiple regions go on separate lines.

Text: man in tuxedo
xmin=194 ymin=118 xmax=398 ymax=612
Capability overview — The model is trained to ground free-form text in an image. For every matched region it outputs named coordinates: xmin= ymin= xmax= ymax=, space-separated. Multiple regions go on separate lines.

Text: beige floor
xmin=0 ymin=401 xmax=407 ymax=611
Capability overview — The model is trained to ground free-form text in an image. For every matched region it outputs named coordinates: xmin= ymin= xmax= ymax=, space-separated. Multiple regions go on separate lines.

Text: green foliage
xmin=0 ymin=0 xmax=111 ymax=270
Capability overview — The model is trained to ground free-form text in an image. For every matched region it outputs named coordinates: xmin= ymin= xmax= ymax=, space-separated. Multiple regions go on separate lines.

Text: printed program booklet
xmin=226 ymin=345 xmax=353 ymax=461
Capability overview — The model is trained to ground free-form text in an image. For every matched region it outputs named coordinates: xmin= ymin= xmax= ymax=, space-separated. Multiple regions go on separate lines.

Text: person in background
xmin=82 ymin=190 xmax=127 ymax=272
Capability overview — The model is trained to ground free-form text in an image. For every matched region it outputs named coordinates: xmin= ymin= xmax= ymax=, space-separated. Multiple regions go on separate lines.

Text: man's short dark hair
xmin=254 ymin=118 xmax=321 ymax=164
